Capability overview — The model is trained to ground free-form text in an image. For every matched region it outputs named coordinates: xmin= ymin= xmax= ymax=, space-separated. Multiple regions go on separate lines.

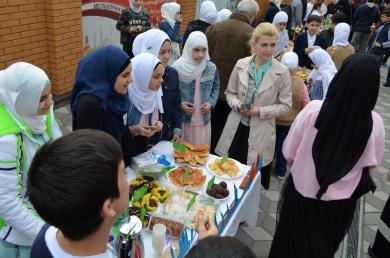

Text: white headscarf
xmin=332 ymin=23 xmax=350 ymax=47
xmin=199 ymin=1 xmax=217 ymax=25
xmin=129 ymin=0 xmax=142 ymax=13
xmin=304 ymin=3 xmax=327 ymax=21
xmin=309 ymin=49 xmax=337 ymax=99
xmin=281 ymin=51 xmax=299 ymax=70
xmin=0 ymin=62 xmax=51 ymax=134
xmin=172 ymin=31 xmax=209 ymax=84
xmin=216 ymin=9 xmax=232 ymax=23
xmin=272 ymin=11 xmax=289 ymax=57
xmin=128 ymin=53 xmax=164 ymax=115
xmin=133 ymin=29 xmax=170 ymax=57
xmin=161 ymin=2 xmax=180 ymax=29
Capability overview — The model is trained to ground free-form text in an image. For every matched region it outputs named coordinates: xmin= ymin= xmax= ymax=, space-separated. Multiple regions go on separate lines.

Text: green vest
xmin=0 ymin=103 xmax=54 ymax=139
xmin=0 ymin=103 xmax=54 ymax=230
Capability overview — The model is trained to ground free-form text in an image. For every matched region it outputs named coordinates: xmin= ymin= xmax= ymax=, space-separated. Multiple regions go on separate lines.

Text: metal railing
xmin=341 ymin=197 xmax=365 ymax=258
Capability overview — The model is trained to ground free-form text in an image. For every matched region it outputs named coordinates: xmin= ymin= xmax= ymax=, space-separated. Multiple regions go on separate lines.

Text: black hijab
xmin=312 ymin=54 xmax=380 ymax=199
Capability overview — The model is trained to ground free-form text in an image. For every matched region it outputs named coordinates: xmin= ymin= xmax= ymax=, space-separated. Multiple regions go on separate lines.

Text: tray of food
xmin=296 ymin=67 xmax=310 ymax=82
xmin=206 ymin=156 xmax=245 ymax=179
xmin=167 ymin=166 xmax=206 ymax=189
xmin=161 ymin=189 xmax=218 ymax=230
xmin=173 ymin=141 xmax=209 ymax=166
xmin=185 ymin=194 xmax=218 ymax=229
xmin=129 ymin=175 xmax=171 ymax=227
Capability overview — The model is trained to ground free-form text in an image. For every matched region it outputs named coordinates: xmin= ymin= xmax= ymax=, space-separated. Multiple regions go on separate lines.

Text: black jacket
xmin=265 ymin=2 xmax=280 ymax=23
xmin=293 ymin=32 xmax=327 ymax=68
xmin=151 ymin=66 xmax=181 ymax=144
xmin=353 ymin=4 xmax=380 ymax=32
xmin=116 ymin=8 xmax=151 ymax=57
xmin=183 ymin=19 xmax=211 ymax=45
xmin=74 ymin=94 xmax=135 ymax=166
xmin=319 ymin=29 xmax=334 ymax=49
xmin=281 ymin=4 xmax=293 ymax=32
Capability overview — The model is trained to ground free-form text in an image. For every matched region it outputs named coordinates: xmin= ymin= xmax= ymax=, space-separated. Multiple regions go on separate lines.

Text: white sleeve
xmin=0 ymin=134 xmax=44 ymax=242
xmin=321 ymin=74 xmax=333 ymax=100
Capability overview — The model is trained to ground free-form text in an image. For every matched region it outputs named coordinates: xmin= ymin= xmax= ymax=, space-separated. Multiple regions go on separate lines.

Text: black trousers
xmin=227 ymin=122 xmax=272 ymax=189
xmin=122 ymin=44 xmax=134 ymax=59
xmin=210 ymin=99 xmax=231 ymax=154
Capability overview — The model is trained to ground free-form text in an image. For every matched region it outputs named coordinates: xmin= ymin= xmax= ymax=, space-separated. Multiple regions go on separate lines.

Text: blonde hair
xmin=249 ymin=22 xmax=280 ymax=48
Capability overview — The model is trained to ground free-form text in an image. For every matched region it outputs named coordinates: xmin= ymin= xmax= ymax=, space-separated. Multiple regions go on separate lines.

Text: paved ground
xmin=54 ymin=67 xmax=390 ymax=258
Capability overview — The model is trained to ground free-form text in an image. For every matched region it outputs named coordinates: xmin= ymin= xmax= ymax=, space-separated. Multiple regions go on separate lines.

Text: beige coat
xmin=215 ymin=56 xmax=292 ymax=166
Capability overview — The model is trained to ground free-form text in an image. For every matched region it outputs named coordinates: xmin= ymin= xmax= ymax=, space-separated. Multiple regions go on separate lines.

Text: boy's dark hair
xmin=383 ymin=8 xmax=390 ymax=16
xmin=307 ymin=14 xmax=322 ymax=24
xmin=186 ymin=236 xmax=256 ymax=258
xmin=331 ymin=12 xmax=347 ymax=24
xmin=27 ymin=129 xmax=123 ymax=241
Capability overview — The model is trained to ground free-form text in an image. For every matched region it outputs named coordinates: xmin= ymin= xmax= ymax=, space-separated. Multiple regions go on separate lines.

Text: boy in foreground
xmin=27 ymin=130 xmax=129 ymax=258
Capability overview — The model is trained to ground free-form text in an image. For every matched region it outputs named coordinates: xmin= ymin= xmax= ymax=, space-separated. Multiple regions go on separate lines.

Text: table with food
xmin=113 ymin=141 xmax=261 ymax=258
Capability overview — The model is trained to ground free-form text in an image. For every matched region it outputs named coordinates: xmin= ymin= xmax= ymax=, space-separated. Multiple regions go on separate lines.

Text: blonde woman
xmin=215 ymin=23 xmax=292 ymax=189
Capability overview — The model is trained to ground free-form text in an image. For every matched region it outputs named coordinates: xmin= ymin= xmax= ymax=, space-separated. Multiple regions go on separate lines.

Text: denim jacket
xmin=127 ymin=100 xmax=160 ymax=127
xmin=179 ymin=61 xmax=220 ymax=124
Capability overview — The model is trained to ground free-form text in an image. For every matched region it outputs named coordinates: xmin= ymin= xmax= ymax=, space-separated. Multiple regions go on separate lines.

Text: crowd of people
xmin=0 ymin=0 xmax=389 ymax=257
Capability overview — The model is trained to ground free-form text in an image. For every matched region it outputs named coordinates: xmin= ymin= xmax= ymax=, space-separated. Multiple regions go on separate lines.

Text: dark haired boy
xmin=320 ymin=12 xmax=347 ymax=48
xmin=27 ymin=129 xmax=129 ymax=258
xmin=293 ymin=14 xmax=327 ymax=68
xmin=385 ymin=0 xmax=390 ymax=10
xmin=369 ymin=8 xmax=390 ymax=64
xmin=371 ymin=8 xmax=390 ymax=87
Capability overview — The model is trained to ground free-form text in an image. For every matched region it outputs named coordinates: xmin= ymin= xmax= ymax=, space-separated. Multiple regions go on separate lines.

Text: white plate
xmin=206 ymin=156 xmax=246 ymax=179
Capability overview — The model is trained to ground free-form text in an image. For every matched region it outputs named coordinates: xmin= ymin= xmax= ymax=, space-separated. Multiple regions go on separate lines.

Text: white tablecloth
xmin=127 ymin=141 xmax=261 ymax=258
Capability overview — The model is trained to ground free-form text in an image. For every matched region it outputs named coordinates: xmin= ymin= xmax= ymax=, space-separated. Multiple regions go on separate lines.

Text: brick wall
xmin=0 ymin=0 xmax=83 ymax=96
xmin=180 ymin=0 xmax=196 ymax=35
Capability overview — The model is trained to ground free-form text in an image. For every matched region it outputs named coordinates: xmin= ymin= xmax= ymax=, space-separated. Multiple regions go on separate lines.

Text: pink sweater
xmin=283 ymin=100 xmax=385 ymax=201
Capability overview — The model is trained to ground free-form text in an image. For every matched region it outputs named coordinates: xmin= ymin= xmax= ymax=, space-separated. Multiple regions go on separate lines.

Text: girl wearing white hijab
xmin=172 ymin=31 xmax=220 ymax=146
xmin=133 ymin=29 xmax=183 ymax=142
xmin=0 ymin=62 xmax=61 ymax=256
xmin=199 ymin=1 xmax=218 ymax=24
xmin=116 ymin=0 xmax=151 ymax=58
xmin=132 ymin=29 xmax=170 ymax=57
xmin=183 ymin=1 xmax=218 ymax=45
xmin=308 ymin=49 xmax=337 ymax=100
xmin=273 ymin=11 xmax=290 ymax=57
xmin=127 ymin=53 xmax=165 ymax=152
xmin=304 ymin=0 xmax=327 ymax=22
xmin=326 ymin=22 xmax=355 ymax=70
xmin=216 ymin=9 xmax=232 ymax=23
xmin=160 ymin=2 xmax=183 ymax=65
